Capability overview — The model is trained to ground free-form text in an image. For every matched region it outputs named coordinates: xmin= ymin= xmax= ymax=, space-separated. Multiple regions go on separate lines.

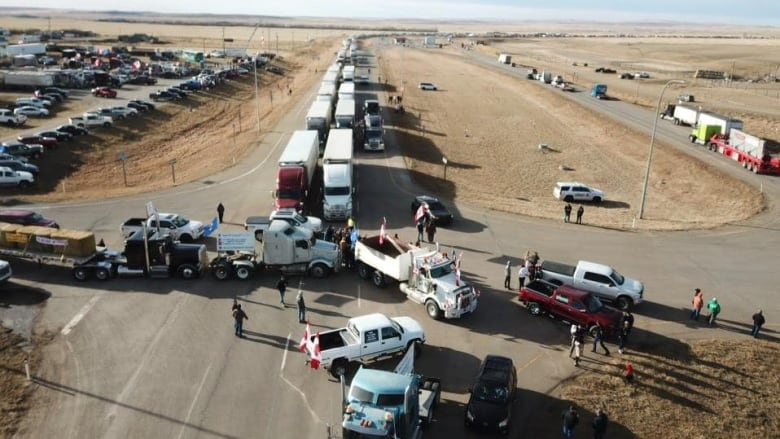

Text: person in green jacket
xmin=707 ymin=298 xmax=721 ymax=326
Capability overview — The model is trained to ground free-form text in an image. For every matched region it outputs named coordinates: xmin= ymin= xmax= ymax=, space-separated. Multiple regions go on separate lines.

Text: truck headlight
xmin=466 ymin=410 xmax=474 ymax=422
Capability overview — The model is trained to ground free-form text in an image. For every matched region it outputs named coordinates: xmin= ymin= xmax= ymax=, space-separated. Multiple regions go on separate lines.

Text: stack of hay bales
xmin=0 ymin=222 xmax=96 ymax=257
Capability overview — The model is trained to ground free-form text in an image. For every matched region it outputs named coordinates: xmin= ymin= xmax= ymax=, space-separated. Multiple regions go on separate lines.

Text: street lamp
xmin=638 ymin=79 xmax=685 ymax=220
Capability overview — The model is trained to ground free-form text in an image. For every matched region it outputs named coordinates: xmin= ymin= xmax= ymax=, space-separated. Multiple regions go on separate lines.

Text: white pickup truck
xmin=0 ymin=109 xmax=27 ymax=127
xmin=539 ymin=259 xmax=644 ymax=310
xmin=120 ymin=213 xmax=205 ymax=242
xmin=355 ymin=235 xmax=478 ymax=320
xmin=69 ymin=112 xmax=113 ymax=128
xmin=304 ymin=313 xmax=425 ymax=379
xmin=243 ymin=209 xmax=322 ymax=241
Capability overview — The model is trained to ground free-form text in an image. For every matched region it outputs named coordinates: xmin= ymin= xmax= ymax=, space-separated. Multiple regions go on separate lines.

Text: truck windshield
xmin=277 ymin=189 xmax=302 ymax=199
xmin=611 ymin=270 xmax=625 ymax=285
xmin=429 ymin=263 xmax=454 ymax=278
xmin=325 ymin=186 xmax=350 ymax=196
xmin=583 ymin=294 xmax=605 ymax=313
xmin=171 ymin=216 xmax=189 ymax=227
xmin=473 ymin=380 xmax=510 ymax=404
xmin=367 ymin=130 xmax=382 ymax=140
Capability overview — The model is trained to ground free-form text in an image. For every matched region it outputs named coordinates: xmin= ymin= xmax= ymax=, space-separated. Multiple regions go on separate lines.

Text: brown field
xmin=0 ymin=11 xmax=779 ymax=437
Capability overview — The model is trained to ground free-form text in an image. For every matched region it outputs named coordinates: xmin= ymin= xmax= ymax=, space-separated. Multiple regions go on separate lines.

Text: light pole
xmin=638 ymin=79 xmax=685 ymax=220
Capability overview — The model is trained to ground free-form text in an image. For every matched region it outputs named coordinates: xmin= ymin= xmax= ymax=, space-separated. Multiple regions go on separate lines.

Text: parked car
xmin=518 ymin=280 xmax=623 ymax=333
xmin=91 ymin=86 xmax=117 ymax=98
xmin=14 ymin=106 xmax=49 ymax=117
xmin=18 ymin=135 xmax=58 ymax=150
xmin=16 ymin=97 xmax=51 ymax=108
xmin=418 ymin=82 xmax=438 ymax=90
xmin=0 ymin=209 xmax=57 ymax=227
xmin=410 ymin=195 xmax=454 ymax=226
xmin=34 ymin=91 xmax=62 ymax=103
xmin=149 ymin=90 xmax=181 ymax=101
xmin=127 ymin=75 xmax=157 ymax=85
xmin=56 ymin=124 xmax=89 ymax=136
xmin=37 ymin=130 xmax=72 ymax=142
xmin=166 ymin=87 xmax=189 ymax=98
xmin=635 ymin=72 xmax=650 ymax=79
xmin=0 ymin=142 xmax=43 ymax=159
xmin=620 ymin=73 xmax=634 ymax=80
xmin=36 ymin=87 xmax=68 ymax=99
xmin=128 ymin=99 xmax=155 ymax=111
xmin=553 ymin=182 xmax=604 ymax=203
xmin=0 ymin=159 xmax=39 ymax=176
xmin=464 ymin=355 xmax=517 ymax=435
xmin=265 ymin=65 xmax=284 ymax=75
xmin=0 ymin=153 xmax=29 ymax=163
xmin=0 ymin=166 xmax=35 ymax=188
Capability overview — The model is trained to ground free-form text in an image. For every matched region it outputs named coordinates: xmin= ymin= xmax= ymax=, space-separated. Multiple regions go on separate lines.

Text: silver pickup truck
xmin=539 ymin=259 xmax=644 ymax=310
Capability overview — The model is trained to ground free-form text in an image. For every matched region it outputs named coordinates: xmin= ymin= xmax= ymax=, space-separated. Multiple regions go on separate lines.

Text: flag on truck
xmin=379 ymin=217 xmax=387 ymax=245
xmin=299 ymin=322 xmax=312 ymax=352
xmin=414 ymin=202 xmax=428 ymax=224
xmin=309 ymin=333 xmax=321 ymax=370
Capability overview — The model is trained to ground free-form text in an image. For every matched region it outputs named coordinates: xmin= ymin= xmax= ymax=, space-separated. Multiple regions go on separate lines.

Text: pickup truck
xmin=0 ymin=109 xmax=27 ymax=127
xmin=304 ymin=313 xmax=425 ymax=378
xmin=0 ymin=142 xmax=43 ymax=160
xmin=120 ymin=213 xmax=205 ymax=242
xmin=0 ymin=166 xmax=35 ymax=188
xmin=243 ymin=209 xmax=322 ymax=241
xmin=518 ymin=279 xmax=622 ymax=336
xmin=69 ymin=112 xmax=113 ymax=128
xmin=538 ymin=260 xmax=644 ymax=310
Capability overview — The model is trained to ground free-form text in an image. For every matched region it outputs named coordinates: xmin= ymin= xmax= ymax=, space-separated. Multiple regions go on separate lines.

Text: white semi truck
xmin=334 ymin=98 xmax=356 ymax=128
xmin=305 ymin=100 xmax=332 ymax=149
xmin=322 ymin=129 xmax=354 ymax=221
xmin=355 ymin=235 xmax=479 ymax=320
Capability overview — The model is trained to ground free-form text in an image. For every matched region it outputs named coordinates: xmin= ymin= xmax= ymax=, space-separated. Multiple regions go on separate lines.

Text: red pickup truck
xmin=519 ymin=279 xmax=622 ymax=336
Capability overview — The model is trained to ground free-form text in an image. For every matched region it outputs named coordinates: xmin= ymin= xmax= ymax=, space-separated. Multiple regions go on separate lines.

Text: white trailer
xmin=672 ymin=105 xmax=700 ymax=126
xmin=338 ymin=81 xmax=355 ymax=101
xmin=728 ymin=129 xmax=780 ymax=159
xmin=539 ymin=71 xmax=552 ymax=84
xmin=498 ymin=53 xmax=512 ymax=64
xmin=0 ymin=71 xmax=55 ymax=88
xmin=342 ymin=65 xmax=355 ymax=82
xmin=334 ymin=98 xmax=356 ymax=128
xmin=322 ymin=129 xmax=354 ymax=220
xmin=279 ymin=130 xmax=320 ymax=191
xmin=306 ymin=100 xmax=332 ymax=149
xmin=322 ymin=70 xmax=339 ymax=87
xmin=224 ymin=48 xmax=247 ymax=57
xmin=5 ymin=43 xmax=47 ymax=56
xmin=697 ymin=111 xmax=743 ymax=134
xmin=316 ymin=82 xmax=336 ymax=101
xmin=355 ymin=235 xmax=479 ymax=320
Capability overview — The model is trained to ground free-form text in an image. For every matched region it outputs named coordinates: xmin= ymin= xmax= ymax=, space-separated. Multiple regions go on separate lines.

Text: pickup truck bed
xmin=540 ymin=260 xmax=575 ymax=277
xmin=317 ymin=329 xmax=347 ymax=351
xmin=521 ymin=279 xmax=557 ymax=298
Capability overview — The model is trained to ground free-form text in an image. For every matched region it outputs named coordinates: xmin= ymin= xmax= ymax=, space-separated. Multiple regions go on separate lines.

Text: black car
xmin=164 ymin=88 xmax=187 ymax=99
xmin=465 ymin=355 xmax=517 ymax=435
xmin=128 ymin=99 xmax=156 ymax=111
xmin=127 ymin=75 xmax=157 ymax=85
xmin=265 ymin=65 xmax=284 ymax=75
xmin=38 ymin=130 xmax=73 ymax=142
xmin=149 ymin=90 xmax=181 ymax=101
xmin=411 ymin=195 xmax=454 ymax=226
xmin=620 ymin=73 xmax=634 ymax=80
xmin=56 ymin=124 xmax=89 ymax=136
xmin=37 ymin=87 xmax=68 ymax=99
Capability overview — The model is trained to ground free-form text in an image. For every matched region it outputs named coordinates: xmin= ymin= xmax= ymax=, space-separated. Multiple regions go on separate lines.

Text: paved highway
xmin=8 ymin=45 xmax=779 ymax=438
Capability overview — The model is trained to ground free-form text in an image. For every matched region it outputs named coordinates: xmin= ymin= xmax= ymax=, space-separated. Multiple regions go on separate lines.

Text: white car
xmin=553 ymin=182 xmax=604 ymax=203
xmin=15 ymin=97 xmax=51 ymax=108
xmin=418 ymin=82 xmax=438 ymax=91
xmin=14 ymin=106 xmax=49 ymax=117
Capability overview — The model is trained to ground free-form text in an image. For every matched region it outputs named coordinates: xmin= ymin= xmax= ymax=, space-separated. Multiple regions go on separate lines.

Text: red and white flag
xmin=455 ymin=265 xmax=461 ymax=286
xmin=299 ymin=322 xmax=311 ymax=352
xmin=379 ymin=217 xmax=387 ymax=245
xmin=414 ymin=203 xmax=428 ymax=223
xmin=309 ymin=333 xmax=321 ymax=370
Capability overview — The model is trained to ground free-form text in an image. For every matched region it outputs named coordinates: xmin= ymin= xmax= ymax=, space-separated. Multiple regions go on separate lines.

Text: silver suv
xmin=553 ymin=182 xmax=604 ymax=203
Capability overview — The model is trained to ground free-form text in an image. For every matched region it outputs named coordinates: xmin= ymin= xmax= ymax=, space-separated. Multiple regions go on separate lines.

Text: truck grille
xmin=326 ymin=205 xmax=347 ymax=219
xmin=459 ymin=294 xmax=472 ymax=309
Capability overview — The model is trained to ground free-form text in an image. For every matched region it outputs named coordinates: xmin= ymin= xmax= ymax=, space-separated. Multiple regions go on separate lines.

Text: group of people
xmin=504 ymin=251 xmax=540 ymax=290
xmin=415 ymin=211 xmax=437 ymax=245
xmin=562 ymin=405 xmax=609 ymax=439
xmin=323 ymin=220 xmax=358 ymax=270
xmin=690 ymin=288 xmax=766 ymax=338
xmin=569 ymin=310 xmax=635 ymax=367
xmin=231 ymin=274 xmax=308 ymax=337
xmin=563 ymin=203 xmax=585 ymax=224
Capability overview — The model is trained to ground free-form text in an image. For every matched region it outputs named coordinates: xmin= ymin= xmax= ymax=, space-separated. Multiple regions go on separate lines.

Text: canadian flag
xmin=455 ymin=265 xmax=461 ymax=286
xmin=379 ymin=217 xmax=387 ymax=245
xmin=414 ymin=203 xmax=428 ymax=224
xmin=299 ymin=322 xmax=311 ymax=352
xmin=309 ymin=333 xmax=321 ymax=370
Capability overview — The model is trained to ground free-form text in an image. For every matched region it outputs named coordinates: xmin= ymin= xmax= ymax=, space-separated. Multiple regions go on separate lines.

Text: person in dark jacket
xmin=276 ymin=275 xmax=287 ymax=305
xmin=752 ymin=310 xmax=766 ymax=338
xmin=561 ymin=405 xmax=579 ymax=439
xmin=296 ymin=290 xmax=306 ymax=323
xmin=425 ymin=221 xmax=437 ymax=243
xmin=591 ymin=323 xmax=610 ymax=356
xmin=576 ymin=205 xmax=584 ymax=224
xmin=592 ymin=408 xmax=608 ymax=439
xmin=217 ymin=202 xmax=225 ymax=224
xmin=564 ymin=203 xmax=572 ymax=223
xmin=232 ymin=304 xmax=248 ymax=337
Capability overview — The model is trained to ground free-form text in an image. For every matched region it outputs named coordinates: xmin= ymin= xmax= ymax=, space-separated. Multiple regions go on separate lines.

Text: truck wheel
xmin=309 ymin=263 xmax=329 ymax=279
xmin=426 ymin=300 xmax=442 ymax=320
xmin=18 ymin=181 xmax=30 ymax=189
xmin=372 ymin=271 xmax=385 ymax=288
xmin=235 ymin=265 xmax=253 ymax=280
xmin=6 ymin=121 xmax=14 ymax=127
xmin=330 ymin=358 xmax=348 ymax=379
xmin=212 ymin=264 xmax=230 ymax=280
xmin=357 ymin=262 xmax=371 ymax=280
xmin=178 ymin=264 xmax=198 ymax=279
xmin=179 ymin=234 xmax=193 ymax=243
xmin=94 ymin=268 xmax=110 ymax=281
xmin=103 ymin=122 xmax=111 ymax=127
xmin=528 ymin=302 xmax=543 ymax=316
xmin=72 ymin=267 xmax=90 ymax=281
xmin=588 ymin=325 xmax=599 ymax=338
xmin=563 ymin=195 xmax=573 ymax=202
xmin=615 ymin=296 xmax=632 ymax=311
xmin=592 ymin=197 xmax=602 ymax=203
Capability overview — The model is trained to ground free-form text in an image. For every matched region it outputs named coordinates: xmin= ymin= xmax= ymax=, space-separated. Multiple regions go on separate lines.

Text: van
xmin=0 ymin=209 xmax=59 ymax=228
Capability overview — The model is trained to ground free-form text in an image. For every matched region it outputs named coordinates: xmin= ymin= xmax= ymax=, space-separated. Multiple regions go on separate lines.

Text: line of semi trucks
xmin=659 ymin=102 xmax=780 ymax=175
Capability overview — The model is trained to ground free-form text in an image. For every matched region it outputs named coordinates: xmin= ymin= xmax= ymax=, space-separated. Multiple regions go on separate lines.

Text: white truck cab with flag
xmin=355 ymin=234 xmax=478 ymax=320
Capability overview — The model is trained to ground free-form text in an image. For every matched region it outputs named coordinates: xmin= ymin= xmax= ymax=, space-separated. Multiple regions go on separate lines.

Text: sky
xmin=1 ymin=1 xmax=779 ymax=26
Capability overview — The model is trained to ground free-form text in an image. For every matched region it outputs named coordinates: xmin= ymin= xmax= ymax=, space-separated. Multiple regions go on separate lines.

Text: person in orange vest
xmin=690 ymin=288 xmax=704 ymax=321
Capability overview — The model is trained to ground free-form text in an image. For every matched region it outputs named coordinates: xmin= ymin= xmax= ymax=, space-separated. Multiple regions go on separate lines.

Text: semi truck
xmin=322 ymin=129 xmax=354 ymax=221
xmin=688 ymin=111 xmax=743 ymax=143
xmin=342 ymin=64 xmax=355 ymax=82
xmin=354 ymin=235 xmax=479 ymax=320
xmin=305 ymin=100 xmax=332 ymax=150
xmin=661 ymin=104 xmax=700 ymax=126
xmin=707 ymin=129 xmax=780 ymax=175
xmin=335 ymin=98 xmax=356 ymax=128
xmin=341 ymin=344 xmax=440 ymax=439
xmin=5 ymin=44 xmax=47 ymax=56
xmin=322 ymin=70 xmax=340 ymax=88
xmin=338 ymin=81 xmax=355 ymax=102
xmin=273 ymin=130 xmax=319 ymax=212
xmin=498 ymin=53 xmax=512 ymax=64
xmin=209 ymin=222 xmax=340 ymax=280
xmin=590 ymin=83 xmax=607 ymax=99
xmin=0 ymin=71 xmax=56 ymax=90
xmin=316 ymin=82 xmax=336 ymax=103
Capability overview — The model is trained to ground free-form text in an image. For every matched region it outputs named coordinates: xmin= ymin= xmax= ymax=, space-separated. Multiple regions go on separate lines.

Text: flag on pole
xmin=309 ymin=333 xmax=322 ymax=370
xmin=414 ymin=203 xmax=428 ymax=223
xmin=455 ymin=265 xmax=461 ymax=286
xmin=379 ymin=217 xmax=387 ymax=245
xmin=299 ymin=322 xmax=311 ymax=352
xmin=203 ymin=217 xmax=219 ymax=237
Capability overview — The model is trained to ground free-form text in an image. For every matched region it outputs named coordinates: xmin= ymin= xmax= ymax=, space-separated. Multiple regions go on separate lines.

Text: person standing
xmin=592 ymin=408 xmax=609 ymax=439
xmin=621 ymin=310 xmax=635 ymax=333
xmin=296 ymin=290 xmax=306 ymax=323
xmin=232 ymin=297 xmax=239 ymax=312
xmin=276 ymin=275 xmax=288 ymax=305
xmin=752 ymin=310 xmax=766 ymax=338
xmin=591 ymin=323 xmax=610 ymax=356
xmin=518 ymin=264 xmax=529 ymax=290
xmin=576 ymin=206 xmax=584 ymax=224
xmin=690 ymin=288 xmax=704 ymax=320
xmin=416 ymin=220 xmax=425 ymax=244
xmin=217 ymin=202 xmax=225 ymax=224
xmin=618 ymin=321 xmax=630 ymax=354
xmin=574 ymin=328 xmax=585 ymax=366
xmin=232 ymin=304 xmax=248 ymax=337
xmin=624 ymin=362 xmax=635 ymax=383
xmin=504 ymin=261 xmax=512 ymax=290
xmin=569 ymin=323 xmax=578 ymax=358
xmin=707 ymin=297 xmax=721 ymax=326
xmin=426 ymin=220 xmax=437 ymax=243
xmin=561 ymin=405 xmax=579 ymax=439
xmin=564 ymin=203 xmax=572 ymax=223
xmin=324 ymin=225 xmax=335 ymax=243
